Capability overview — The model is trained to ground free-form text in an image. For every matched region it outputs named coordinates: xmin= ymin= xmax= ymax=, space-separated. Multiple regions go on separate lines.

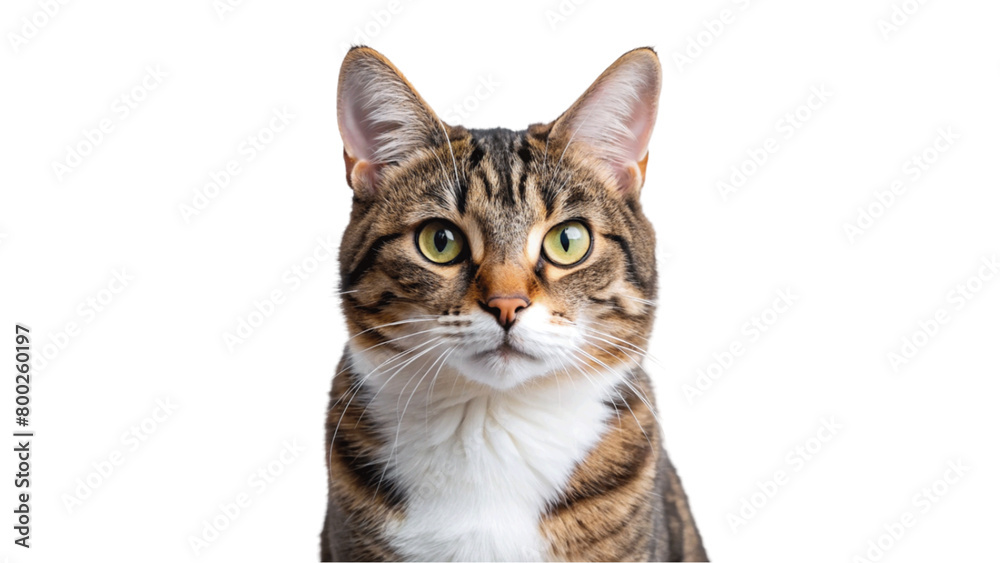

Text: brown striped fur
xmin=541 ymin=373 xmax=707 ymax=561
xmin=323 ymin=46 xmax=706 ymax=561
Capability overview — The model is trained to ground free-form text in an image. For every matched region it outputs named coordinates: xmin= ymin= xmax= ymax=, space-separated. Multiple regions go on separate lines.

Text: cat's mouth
xmin=473 ymin=341 xmax=537 ymax=362
xmin=455 ymin=333 xmax=555 ymax=388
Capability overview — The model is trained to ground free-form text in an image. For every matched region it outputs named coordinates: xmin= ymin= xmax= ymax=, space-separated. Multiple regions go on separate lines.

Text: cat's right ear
xmin=337 ymin=47 xmax=445 ymax=198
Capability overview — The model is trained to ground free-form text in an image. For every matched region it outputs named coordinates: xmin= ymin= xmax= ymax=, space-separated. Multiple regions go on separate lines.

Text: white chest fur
xmin=350 ymin=349 xmax=619 ymax=562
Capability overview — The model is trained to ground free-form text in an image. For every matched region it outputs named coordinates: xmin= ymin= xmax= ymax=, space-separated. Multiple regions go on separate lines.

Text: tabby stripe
xmin=343 ymin=292 xmax=398 ymax=316
xmin=495 ymin=138 xmax=517 ymax=205
xmin=467 ymin=140 xmax=485 ymax=169
xmin=366 ymin=327 xmax=389 ymax=344
xmin=332 ymin=404 xmax=406 ymax=507
xmin=374 ymin=291 xmax=397 ymax=309
xmin=560 ymin=443 xmax=651 ymax=510
xmin=498 ymin=164 xmax=516 ymax=206
xmin=337 ymin=441 xmax=401 ymax=505
xmin=343 ymin=294 xmax=380 ymax=315
xmin=541 ymin=179 xmax=559 ymax=218
xmin=478 ymin=168 xmax=494 ymax=201
xmin=345 ymin=233 xmax=402 ymax=287
xmin=463 ymin=259 xmax=480 ymax=288
xmin=516 ymin=143 xmax=532 ymax=167
xmin=517 ymin=168 xmax=528 ymax=202
xmin=604 ymin=234 xmax=644 ymax=290
xmin=548 ymin=435 xmax=652 ymax=513
xmin=563 ymin=189 xmax=587 ymax=209
xmin=456 ymin=179 xmax=469 ymax=215
xmin=516 ymin=140 xmax=533 ymax=204
xmin=587 ymin=296 xmax=632 ymax=317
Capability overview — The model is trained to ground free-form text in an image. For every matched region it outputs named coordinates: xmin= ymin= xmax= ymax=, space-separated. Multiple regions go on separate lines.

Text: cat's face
xmin=337 ymin=47 xmax=661 ymax=390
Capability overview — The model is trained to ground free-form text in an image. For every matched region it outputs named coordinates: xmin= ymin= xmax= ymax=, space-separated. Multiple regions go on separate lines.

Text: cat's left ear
xmin=548 ymin=48 xmax=661 ymax=195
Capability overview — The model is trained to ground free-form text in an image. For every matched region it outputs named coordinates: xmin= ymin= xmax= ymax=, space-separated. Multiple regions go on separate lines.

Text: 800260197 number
xmin=15 ymin=325 xmax=30 ymax=426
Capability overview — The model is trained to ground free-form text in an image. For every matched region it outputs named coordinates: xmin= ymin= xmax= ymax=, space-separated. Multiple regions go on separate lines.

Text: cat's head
xmin=336 ymin=46 xmax=661 ymax=391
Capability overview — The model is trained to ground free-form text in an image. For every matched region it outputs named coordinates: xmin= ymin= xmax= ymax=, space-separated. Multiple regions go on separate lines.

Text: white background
xmin=1 ymin=0 xmax=998 ymax=561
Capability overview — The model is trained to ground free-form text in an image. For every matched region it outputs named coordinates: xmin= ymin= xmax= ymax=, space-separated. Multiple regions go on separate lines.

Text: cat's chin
xmin=453 ymin=346 xmax=552 ymax=390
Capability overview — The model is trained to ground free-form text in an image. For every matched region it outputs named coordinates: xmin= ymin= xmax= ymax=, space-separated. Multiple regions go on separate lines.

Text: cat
xmin=322 ymin=46 xmax=707 ymax=562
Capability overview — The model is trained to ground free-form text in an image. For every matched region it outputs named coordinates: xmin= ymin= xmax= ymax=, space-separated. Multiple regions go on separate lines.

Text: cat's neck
xmin=346 ymin=347 xmax=624 ymax=561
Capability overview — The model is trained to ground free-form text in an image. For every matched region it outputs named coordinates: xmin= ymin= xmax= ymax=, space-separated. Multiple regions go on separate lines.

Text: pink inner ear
xmin=627 ymin=108 xmax=655 ymax=163
xmin=337 ymin=54 xmax=436 ymax=169
xmin=560 ymin=57 xmax=660 ymax=193
xmin=338 ymin=78 xmax=383 ymax=163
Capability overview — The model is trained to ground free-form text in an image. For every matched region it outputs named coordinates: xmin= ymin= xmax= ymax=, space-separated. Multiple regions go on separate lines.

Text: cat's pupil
xmin=560 ymin=230 xmax=571 ymax=252
xmin=434 ymin=230 xmax=450 ymax=252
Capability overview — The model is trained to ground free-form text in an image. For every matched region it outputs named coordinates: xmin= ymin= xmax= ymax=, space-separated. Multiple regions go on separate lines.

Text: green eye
xmin=417 ymin=220 xmax=466 ymax=264
xmin=543 ymin=221 xmax=592 ymax=266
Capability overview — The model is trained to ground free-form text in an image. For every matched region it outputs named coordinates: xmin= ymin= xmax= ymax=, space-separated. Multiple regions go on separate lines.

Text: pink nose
xmin=486 ymin=296 xmax=530 ymax=329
